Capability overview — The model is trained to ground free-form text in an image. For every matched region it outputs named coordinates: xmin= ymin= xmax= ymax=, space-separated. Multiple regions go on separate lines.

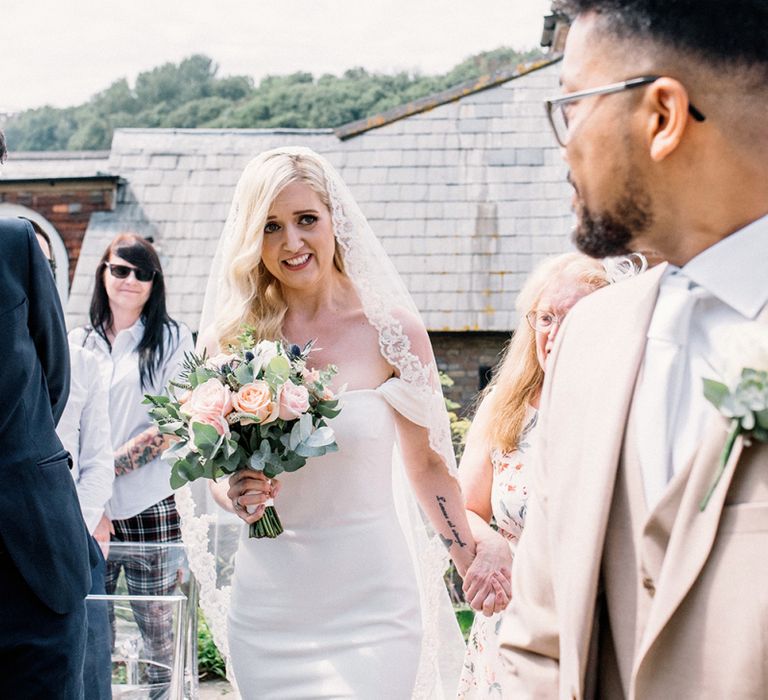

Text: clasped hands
xmin=461 ymin=535 xmax=512 ymax=617
xmin=227 ymin=470 xmax=281 ymax=525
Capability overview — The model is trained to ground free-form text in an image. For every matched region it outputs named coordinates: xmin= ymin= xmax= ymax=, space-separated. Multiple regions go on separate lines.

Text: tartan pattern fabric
xmin=110 ymin=494 xmax=182 ymax=545
xmin=105 ymin=495 xmax=183 ymax=690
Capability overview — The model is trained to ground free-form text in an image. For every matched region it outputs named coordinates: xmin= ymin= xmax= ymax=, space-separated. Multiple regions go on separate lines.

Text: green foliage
xmin=197 ymin=611 xmax=226 ymax=680
xmin=3 ymin=46 xmax=545 ymax=151
xmin=455 ymin=606 xmax=476 ymax=641
xmin=439 ymin=371 xmax=471 ymax=458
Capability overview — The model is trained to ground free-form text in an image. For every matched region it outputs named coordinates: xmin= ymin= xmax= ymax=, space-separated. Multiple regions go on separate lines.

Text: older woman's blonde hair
xmin=212 ymin=150 xmax=346 ymax=349
xmin=481 ymin=252 xmax=613 ymax=453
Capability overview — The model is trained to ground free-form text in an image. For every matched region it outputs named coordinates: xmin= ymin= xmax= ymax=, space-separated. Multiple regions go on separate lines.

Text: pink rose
xmin=181 ymin=378 xmax=233 ymax=419
xmin=190 ymin=412 xmax=230 ymax=437
xmin=278 ymin=382 xmax=310 ymax=420
xmin=233 ymin=380 xmax=277 ymax=424
xmin=302 ymin=368 xmax=321 ymax=385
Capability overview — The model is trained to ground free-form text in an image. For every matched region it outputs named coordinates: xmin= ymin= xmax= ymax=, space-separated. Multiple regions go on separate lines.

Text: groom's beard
xmin=571 ymin=172 xmax=654 ymax=259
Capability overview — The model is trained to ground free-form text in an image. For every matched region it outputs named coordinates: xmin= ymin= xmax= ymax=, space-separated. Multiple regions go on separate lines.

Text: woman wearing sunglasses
xmin=70 ymin=233 xmax=193 ymax=695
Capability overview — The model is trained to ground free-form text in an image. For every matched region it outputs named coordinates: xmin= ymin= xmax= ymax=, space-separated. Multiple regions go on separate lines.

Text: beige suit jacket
xmin=498 ymin=263 xmax=768 ymax=699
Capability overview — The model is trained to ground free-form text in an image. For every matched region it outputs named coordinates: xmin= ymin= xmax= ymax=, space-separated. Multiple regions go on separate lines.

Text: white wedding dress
xmin=228 ymin=381 xmax=427 ymax=699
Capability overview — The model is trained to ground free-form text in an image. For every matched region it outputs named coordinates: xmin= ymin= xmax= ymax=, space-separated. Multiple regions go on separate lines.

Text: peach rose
xmin=190 ymin=412 xmax=230 ymax=437
xmin=302 ymin=368 xmax=321 ymax=385
xmin=233 ymin=380 xmax=277 ymax=424
xmin=278 ymin=382 xmax=310 ymax=420
xmin=181 ymin=378 xmax=233 ymax=418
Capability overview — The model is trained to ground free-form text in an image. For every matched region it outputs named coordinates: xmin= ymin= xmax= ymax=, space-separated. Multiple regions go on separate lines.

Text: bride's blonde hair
xmin=212 ymin=150 xmax=346 ymax=349
xmin=481 ymin=252 xmax=612 ymax=453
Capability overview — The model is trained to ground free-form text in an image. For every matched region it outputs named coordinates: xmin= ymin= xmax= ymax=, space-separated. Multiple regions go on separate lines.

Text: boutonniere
xmin=699 ymin=323 xmax=768 ymax=510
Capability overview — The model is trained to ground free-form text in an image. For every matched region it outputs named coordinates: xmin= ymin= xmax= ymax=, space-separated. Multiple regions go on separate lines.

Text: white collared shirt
xmin=56 ymin=343 xmax=115 ymax=534
xmin=69 ymin=319 xmax=194 ymax=520
xmin=639 ymin=213 xmax=768 ymax=506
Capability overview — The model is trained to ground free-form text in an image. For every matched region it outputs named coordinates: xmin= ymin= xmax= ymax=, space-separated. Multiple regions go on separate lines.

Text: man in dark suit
xmin=0 ymin=131 xmax=92 ymax=698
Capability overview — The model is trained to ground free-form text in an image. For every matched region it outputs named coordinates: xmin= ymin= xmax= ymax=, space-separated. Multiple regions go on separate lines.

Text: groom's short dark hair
xmin=555 ymin=0 xmax=768 ymax=77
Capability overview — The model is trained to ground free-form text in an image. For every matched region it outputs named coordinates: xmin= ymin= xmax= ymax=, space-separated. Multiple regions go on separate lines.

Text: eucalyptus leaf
xmin=280 ymin=452 xmax=307 ymax=472
xmin=299 ymin=413 xmax=313 ymax=441
xmin=702 ymin=378 xmax=729 ymax=409
xmin=234 ymin=361 xmax=255 ymax=386
xmin=315 ymin=402 xmax=342 ymax=419
xmin=249 ymin=452 xmax=266 ymax=470
xmin=289 ymin=421 xmax=303 ymax=450
xmin=192 ymin=422 xmax=224 ymax=453
xmin=305 ymin=426 xmax=336 ymax=448
xmin=295 ymin=442 xmax=327 ymax=458
xmin=265 ymin=355 xmax=291 ymax=387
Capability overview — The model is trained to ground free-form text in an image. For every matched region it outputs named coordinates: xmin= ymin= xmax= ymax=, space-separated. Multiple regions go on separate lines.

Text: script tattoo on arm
xmin=436 ymin=495 xmax=467 ymax=550
xmin=114 ymin=429 xmax=167 ymax=477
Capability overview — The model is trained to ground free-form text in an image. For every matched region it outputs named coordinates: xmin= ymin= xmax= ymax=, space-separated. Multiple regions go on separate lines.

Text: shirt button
xmin=642 ymin=576 xmax=656 ymax=596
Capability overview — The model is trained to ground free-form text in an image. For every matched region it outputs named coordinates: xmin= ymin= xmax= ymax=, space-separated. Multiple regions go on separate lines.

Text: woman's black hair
xmin=89 ymin=233 xmax=178 ymax=390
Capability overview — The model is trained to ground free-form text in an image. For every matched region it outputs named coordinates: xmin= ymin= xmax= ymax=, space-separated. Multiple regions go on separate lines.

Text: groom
xmin=0 ymin=132 xmax=92 ymax=698
xmin=499 ymin=1 xmax=768 ymax=698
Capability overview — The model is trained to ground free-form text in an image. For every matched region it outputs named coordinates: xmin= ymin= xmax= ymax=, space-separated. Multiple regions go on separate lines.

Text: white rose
xmin=713 ymin=322 xmax=768 ymax=386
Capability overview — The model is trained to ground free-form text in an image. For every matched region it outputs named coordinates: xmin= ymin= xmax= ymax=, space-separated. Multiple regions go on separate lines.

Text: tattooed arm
xmin=114 ymin=427 xmax=172 ymax=477
xmin=392 ymin=412 xmax=503 ymax=578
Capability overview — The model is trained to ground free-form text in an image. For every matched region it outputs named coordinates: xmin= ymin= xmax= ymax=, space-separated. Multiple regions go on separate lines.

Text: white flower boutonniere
xmin=700 ymin=323 xmax=768 ymax=510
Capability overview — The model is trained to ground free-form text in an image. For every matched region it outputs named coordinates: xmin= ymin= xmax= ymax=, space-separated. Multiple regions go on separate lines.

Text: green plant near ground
xmin=439 ymin=372 xmax=472 ymax=459
xmin=197 ymin=611 xmax=227 ymax=680
xmin=455 ymin=606 xmax=476 ymax=641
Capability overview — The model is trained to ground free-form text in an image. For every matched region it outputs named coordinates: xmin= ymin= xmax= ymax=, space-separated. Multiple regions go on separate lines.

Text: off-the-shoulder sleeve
xmin=377 ymin=376 xmax=443 ymax=430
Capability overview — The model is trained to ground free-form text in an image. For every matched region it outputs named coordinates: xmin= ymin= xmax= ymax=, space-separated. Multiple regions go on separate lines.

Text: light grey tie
xmin=637 ymin=273 xmax=708 ymax=508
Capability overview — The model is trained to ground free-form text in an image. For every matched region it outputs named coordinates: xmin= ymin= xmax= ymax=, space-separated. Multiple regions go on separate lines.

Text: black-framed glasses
xmin=104 ymin=262 xmax=156 ymax=283
xmin=526 ymin=310 xmax=562 ymax=334
xmin=544 ymin=75 xmax=706 ymax=147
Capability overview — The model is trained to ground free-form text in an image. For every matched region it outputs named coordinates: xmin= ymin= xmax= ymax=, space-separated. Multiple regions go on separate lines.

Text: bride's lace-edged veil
xmin=179 ymin=146 xmax=465 ymax=697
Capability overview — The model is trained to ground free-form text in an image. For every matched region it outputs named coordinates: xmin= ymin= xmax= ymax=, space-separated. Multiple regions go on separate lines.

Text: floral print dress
xmin=457 ymin=407 xmax=538 ymax=698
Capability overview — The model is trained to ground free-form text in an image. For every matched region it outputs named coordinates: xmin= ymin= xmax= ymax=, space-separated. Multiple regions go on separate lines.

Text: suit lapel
xmin=634 ymin=415 xmax=744 ymax=665
xmin=635 ymin=302 xmax=768 ymax=668
xmin=554 ymin=263 xmax=668 ymax=682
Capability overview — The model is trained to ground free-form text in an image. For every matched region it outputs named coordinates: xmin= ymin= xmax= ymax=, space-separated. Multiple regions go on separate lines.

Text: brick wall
xmin=0 ymin=180 xmax=116 ymax=283
xmin=431 ymin=331 xmax=510 ymax=416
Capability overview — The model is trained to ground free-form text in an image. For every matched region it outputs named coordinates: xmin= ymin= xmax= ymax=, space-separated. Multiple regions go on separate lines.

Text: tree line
xmin=4 ymin=48 xmax=543 ymax=151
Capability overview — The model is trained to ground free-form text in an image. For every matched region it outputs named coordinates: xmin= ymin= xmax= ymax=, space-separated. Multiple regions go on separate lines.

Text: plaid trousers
xmin=105 ymin=495 xmax=182 ymax=692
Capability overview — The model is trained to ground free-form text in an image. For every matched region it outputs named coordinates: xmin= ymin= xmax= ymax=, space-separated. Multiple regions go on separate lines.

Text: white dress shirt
xmin=69 ymin=319 xmax=194 ymax=520
xmin=56 ymin=343 xmax=115 ymax=534
xmin=637 ymin=214 xmax=768 ymax=507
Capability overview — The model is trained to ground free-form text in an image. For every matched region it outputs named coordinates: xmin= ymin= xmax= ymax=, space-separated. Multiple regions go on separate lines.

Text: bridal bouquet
xmin=144 ymin=332 xmax=341 ymax=537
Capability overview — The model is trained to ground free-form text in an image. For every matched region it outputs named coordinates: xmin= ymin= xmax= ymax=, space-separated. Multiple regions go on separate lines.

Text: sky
xmin=3 ymin=0 xmax=552 ymax=113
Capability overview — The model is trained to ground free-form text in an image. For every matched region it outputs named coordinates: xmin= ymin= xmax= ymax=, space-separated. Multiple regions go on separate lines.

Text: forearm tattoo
xmin=114 ymin=430 xmax=166 ymax=477
xmin=436 ymin=495 xmax=467 ymax=550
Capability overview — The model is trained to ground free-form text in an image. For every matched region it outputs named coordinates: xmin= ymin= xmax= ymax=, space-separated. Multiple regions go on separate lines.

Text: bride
xmin=186 ymin=146 xmax=508 ymax=699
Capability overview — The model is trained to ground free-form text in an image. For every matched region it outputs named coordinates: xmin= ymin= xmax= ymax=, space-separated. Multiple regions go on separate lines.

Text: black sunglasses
xmin=104 ymin=262 xmax=156 ymax=283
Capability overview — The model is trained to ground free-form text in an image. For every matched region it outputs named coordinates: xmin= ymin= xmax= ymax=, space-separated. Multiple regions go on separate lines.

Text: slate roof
xmin=66 ymin=57 xmax=573 ymax=332
xmin=0 ymin=150 xmax=112 ymax=180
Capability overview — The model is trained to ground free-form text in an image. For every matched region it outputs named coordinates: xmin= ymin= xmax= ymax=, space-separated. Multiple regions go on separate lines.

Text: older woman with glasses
xmin=70 ymin=233 xmax=193 ymax=695
xmin=457 ymin=252 xmax=632 ymax=698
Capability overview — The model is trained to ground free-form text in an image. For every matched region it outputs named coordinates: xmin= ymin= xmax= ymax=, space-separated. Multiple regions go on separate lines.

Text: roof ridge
xmin=334 ymin=55 xmax=562 ymax=140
